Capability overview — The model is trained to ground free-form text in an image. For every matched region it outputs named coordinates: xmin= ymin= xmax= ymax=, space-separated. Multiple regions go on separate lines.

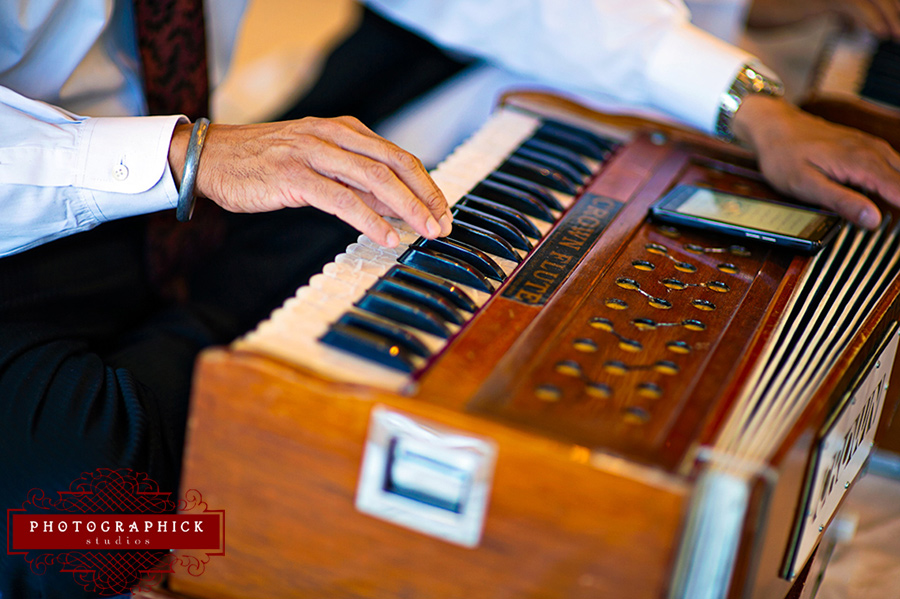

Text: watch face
xmin=715 ymin=63 xmax=784 ymax=141
xmin=743 ymin=65 xmax=784 ymax=96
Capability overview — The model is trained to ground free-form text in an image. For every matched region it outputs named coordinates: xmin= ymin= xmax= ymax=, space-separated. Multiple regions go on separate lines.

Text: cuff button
xmin=113 ymin=164 xmax=129 ymax=181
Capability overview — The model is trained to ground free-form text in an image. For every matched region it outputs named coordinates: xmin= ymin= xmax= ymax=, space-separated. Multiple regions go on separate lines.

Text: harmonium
xmin=170 ymin=92 xmax=900 ymax=599
xmin=802 ymin=26 xmax=900 ymax=151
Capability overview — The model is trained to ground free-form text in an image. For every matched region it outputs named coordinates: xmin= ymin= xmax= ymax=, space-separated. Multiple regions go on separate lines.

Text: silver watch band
xmin=715 ymin=63 xmax=784 ymax=143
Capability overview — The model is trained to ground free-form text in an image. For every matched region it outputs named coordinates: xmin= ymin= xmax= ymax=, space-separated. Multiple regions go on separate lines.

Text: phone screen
xmin=651 ymin=185 xmax=842 ymax=252
xmin=674 ymin=188 xmax=827 ymax=238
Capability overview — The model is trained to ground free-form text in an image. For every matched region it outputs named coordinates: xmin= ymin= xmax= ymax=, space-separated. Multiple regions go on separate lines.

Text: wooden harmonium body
xmin=171 ymin=96 xmax=900 ymax=599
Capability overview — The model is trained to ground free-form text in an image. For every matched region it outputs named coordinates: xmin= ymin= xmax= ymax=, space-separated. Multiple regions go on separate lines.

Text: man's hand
xmin=732 ymin=94 xmax=900 ymax=228
xmin=168 ymin=116 xmax=452 ymax=248
xmin=748 ymin=0 xmax=900 ymax=39
xmin=826 ymin=0 xmax=900 ymax=38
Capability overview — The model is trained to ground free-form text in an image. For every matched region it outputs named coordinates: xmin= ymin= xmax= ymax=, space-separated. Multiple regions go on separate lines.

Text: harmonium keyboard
xmin=170 ymin=93 xmax=900 ymax=599
xmin=802 ymin=27 xmax=900 ymax=151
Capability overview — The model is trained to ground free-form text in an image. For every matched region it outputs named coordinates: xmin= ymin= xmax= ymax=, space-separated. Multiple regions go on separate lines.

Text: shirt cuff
xmin=79 ymin=115 xmax=186 ymax=221
xmin=645 ymin=22 xmax=756 ymax=133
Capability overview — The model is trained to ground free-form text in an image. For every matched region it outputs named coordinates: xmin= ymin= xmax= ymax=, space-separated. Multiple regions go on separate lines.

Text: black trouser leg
xmin=0 ymin=208 xmax=355 ymax=598
xmin=0 ymin=218 xmax=215 ymax=598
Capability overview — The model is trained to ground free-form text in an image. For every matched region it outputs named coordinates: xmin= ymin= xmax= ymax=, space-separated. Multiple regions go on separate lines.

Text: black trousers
xmin=1 ymin=8 xmax=465 ymax=598
xmin=0 ymin=209 xmax=356 ymax=598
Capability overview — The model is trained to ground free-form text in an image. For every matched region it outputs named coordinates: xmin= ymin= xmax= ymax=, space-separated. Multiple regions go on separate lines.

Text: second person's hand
xmin=732 ymin=94 xmax=900 ymax=228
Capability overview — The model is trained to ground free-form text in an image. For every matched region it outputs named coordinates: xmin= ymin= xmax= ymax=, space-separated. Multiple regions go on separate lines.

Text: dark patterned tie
xmin=134 ymin=0 xmax=224 ymax=301
xmin=134 ymin=0 xmax=210 ymax=121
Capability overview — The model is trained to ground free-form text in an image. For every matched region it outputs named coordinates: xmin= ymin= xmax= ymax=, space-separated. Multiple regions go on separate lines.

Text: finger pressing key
xmin=304 ymin=173 xmax=402 ymax=247
xmin=314 ymin=118 xmax=453 ymax=237
xmin=382 ymin=142 xmax=453 ymax=235
xmin=310 ymin=140 xmax=447 ymax=243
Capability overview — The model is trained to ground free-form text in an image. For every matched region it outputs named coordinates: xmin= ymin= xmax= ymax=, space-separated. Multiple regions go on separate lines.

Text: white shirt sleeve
xmin=0 ymin=85 xmax=184 ymax=257
xmin=364 ymin=0 xmax=757 ymax=132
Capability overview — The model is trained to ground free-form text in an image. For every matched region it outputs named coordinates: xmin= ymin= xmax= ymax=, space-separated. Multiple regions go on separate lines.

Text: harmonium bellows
xmin=171 ymin=93 xmax=900 ymax=599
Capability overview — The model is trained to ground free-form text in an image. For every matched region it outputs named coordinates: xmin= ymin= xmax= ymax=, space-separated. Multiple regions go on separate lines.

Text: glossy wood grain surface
xmin=171 ymin=350 xmax=690 ymax=599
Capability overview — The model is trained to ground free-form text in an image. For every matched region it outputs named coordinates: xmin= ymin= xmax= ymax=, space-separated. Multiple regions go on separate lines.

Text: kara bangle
xmin=176 ymin=117 xmax=210 ymax=222
xmin=714 ymin=64 xmax=784 ymax=143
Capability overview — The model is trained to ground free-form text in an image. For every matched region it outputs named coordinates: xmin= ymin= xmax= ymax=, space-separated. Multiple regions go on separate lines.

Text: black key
xmin=413 ymin=237 xmax=506 ymax=282
xmin=540 ymin=119 xmax=617 ymax=156
xmin=867 ymin=42 xmax=900 ymax=77
xmin=458 ymin=196 xmax=542 ymax=238
xmin=485 ymin=172 xmax=564 ymax=211
xmin=521 ymin=138 xmax=593 ymax=177
xmin=512 ymin=146 xmax=585 ymax=187
xmin=372 ymin=278 xmax=465 ymax=325
xmin=386 ymin=265 xmax=477 ymax=312
xmin=452 ymin=205 xmax=533 ymax=252
xmin=399 ymin=246 xmax=495 ymax=293
xmin=320 ymin=321 xmax=419 ymax=372
xmin=534 ymin=125 xmax=611 ymax=162
xmin=496 ymin=155 xmax=578 ymax=194
xmin=356 ymin=291 xmax=452 ymax=338
xmin=337 ymin=311 xmax=431 ymax=358
xmin=861 ymin=45 xmax=900 ymax=106
xmin=469 ymin=181 xmax=555 ymax=222
xmin=447 ymin=220 xmax=521 ymax=263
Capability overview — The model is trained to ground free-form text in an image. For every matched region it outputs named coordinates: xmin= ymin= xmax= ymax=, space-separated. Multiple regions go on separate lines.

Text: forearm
xmin=365 ymin=0 xmax=754 ymax=133
xmin=168 ymin=122 xmax=193 ymax=191
xmin=730 ymin=93 xmax=792 ymax=152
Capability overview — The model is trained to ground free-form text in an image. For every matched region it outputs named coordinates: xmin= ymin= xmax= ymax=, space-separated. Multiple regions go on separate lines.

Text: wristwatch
xmin=715 ymin=62 xmax=785 ymax=143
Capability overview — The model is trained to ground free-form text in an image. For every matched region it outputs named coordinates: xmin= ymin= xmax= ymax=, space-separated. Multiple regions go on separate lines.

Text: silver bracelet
xmin=176 ymin=117 xmax=210 ymax=222
xmin=715 ymin=64 xmax=784 ymax=143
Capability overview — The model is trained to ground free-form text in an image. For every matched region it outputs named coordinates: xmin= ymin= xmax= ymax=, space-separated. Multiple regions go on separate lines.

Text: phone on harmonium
xmin=650 ymin=184 xmax=843 ymax=253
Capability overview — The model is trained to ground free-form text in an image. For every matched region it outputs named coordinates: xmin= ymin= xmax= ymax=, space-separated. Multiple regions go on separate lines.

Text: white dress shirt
xmin=0 ymin=0 xmax=756 ymax=257
xmin=0 ymin=0 xmax=244 ymax=256
xmin=367 ymin=0 xmax=753 ymax=129
xmin=369 ymin=0 xmax=756 ymax=166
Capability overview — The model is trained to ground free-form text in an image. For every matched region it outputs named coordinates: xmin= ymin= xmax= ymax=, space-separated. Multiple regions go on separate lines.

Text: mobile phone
xmin=650 ymin=185 xmax=842 ymax=253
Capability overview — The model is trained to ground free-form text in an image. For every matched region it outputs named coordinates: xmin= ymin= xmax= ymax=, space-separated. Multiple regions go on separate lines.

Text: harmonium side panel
xmin=878 ymin=342 xmax=900 ymax=454
xmin=735 ymin=270 xmax=900 ymax=599
xmin=171 ymin=349 xmax=691 ymax=599
xmin=873 ymin=210 xmax=900 ymax=456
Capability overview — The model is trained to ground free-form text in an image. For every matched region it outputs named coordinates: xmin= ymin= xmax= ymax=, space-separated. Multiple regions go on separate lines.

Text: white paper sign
xmin=789 ymin=330 xmax=898 ymax=578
